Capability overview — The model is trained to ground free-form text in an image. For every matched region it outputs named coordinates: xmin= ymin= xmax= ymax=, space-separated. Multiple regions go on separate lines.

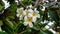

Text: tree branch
xmin=32 ymin=0 xmax=40 ymax=9
xmin=17 ymin=0 xmax=26 ymax=8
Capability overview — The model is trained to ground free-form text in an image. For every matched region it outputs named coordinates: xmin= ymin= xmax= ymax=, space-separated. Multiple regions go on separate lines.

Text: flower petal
xmin=16 ymin=14 xmax=20 ymax=17
xmin=37 ymin=14 xmax=40 ymax=18
xmin=28 ymin=9 xmax=33 ymax=13
xmin=29 ymin=23 xmax=33 ymax=28
xmin=32 ymin=17 xmax=37 ymax=22
xmin=0 ymin=27 xmax=2 ymax=31
xmin=24 ymin=16 xmax=27 ymax=21
xmin=19 ymin=15 xmax=23 ymax=20
xmin=24 ymin=22 xmax=28 ymax=26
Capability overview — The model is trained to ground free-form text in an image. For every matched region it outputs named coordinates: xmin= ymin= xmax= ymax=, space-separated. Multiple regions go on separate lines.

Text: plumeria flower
xmin=24 ymin=16 xmax=33 ymax=27
xmin=23 ymin=9 xmax=33 ymax=16
xmin=16 ymin=7 xmax=24 ymax=20
xmin=45 ymin=21 xmax=55 ymax=29
xmin=29 ymin=8 xmax=40 ymax=22
xmin=41 ymin=20 xmax=48 ymax=24
xmin=49 ymin=29 xmax=56 ymax=34
xmin=2 ymin=0 xmax=10 ymax=9
xmin=48 ymin=21 xmax=55 ymax=26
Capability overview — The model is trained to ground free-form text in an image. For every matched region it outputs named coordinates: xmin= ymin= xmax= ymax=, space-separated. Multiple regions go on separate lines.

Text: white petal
xmin=23 ymin=11 xmax=26 ymax=15
xmin=48 ymin=21 xmax=54 ymax=26
xmin=24 ymin=22 xmax=28 ymax=26
xmin=2 ymin=0 xmax=10 ymax=9
xmin=44 ymin=20 xmax=48 ymax=23
xmin=17 ymin=8 xmax=24 ymax=13
xmin=40 ymin=21 xmax=44 ymax=24
xmin=19 ymin=8 xmax=24 ymax=10
xmin=27 ymin=5 xmax=32 ymax=8
xmin=37 ymin=14 xmax=40 ymax=18
xmin=32 ymin=17 xmax=37 ymax=22
xmin=29 ymin=23 xmax=33 ymax=28
xmin=17 ymin=9 xmax=20 ymax=12
xmin=49 ymin=29 xmax=56 ymax=34
xmin=55 ymin=0 xmax=57 ymax=2
xmin=0 ymin=27 xmax=2 ymax=31
xmin=45 ymin=25 xmax=49 ymax=29
xmin=16 ymin=14 xmax=20 ymax=17
xmin=29 ymin=5 xmax=32 ymax=8
xmin=24 ymin=16 xmax=27 ymax=21
xmin=41 ymin=6 xmax=45 ymax=11
xmin=15 ymin=0 xmax=18 ymax=2
xmin=23 ymin=9 xmax=28 ymax=16
xmin=34 ymin=9 xmax=39 ymax=13
xmin=28 ymin=13 xmax=32 ymax=17
xmin=28 ymin=9 xmax=33 ymax=13
xmin=34 ymin=8 xmax=37 ymax=11
xmin=19 ymin=15 xmax=23 ymax=20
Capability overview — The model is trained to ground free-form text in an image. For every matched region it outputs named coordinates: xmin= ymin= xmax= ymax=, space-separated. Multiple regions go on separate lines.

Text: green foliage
xmin=0 ymin=32 xmax=8 ymax=34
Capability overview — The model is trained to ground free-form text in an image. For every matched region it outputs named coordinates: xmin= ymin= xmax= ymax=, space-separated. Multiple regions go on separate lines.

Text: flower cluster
xmin=16 ymin=5 xmax=40 ymax=27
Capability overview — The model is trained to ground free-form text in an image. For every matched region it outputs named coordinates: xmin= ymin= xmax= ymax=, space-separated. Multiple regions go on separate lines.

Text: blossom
xmin=23 ymin=9 xmax=33 ymax=16
xmin=2 ymin=0 xmax=10 ymax=9
xmin=41 ymin=20 xmax=48 ymax=24
xmin=45 ymin=21 xmax=55 ymax=29
xmin=24 ymin=16 xmax=33 ymax=27
xmin=16 ymin=8 xmax=24 ymax=20
xmin=49 ymin=29 xmax=56 ymax=34
xmin=29 ymin=8 xmax=40 ymax=22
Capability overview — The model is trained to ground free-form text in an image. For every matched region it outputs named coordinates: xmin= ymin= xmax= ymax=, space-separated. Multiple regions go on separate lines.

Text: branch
xmin=17 ymin=0 xmax=26 ymax=8
xmin=32 ymin=0 xmax=40 ymax=9
xmin=19 ymin=30 xmax=27 ymax=34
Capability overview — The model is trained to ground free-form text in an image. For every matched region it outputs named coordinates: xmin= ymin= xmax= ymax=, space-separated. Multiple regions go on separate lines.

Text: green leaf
xmin=0 ymin=5 xmax=4 ymax=11
xmin=0 ymin=32 xmax=8 ymax=34
xmin=2 ymin=25 xmax=14 ymax=34
xmin=5 ymin=18 xmax=14 ymax=30
xmin=48 ymin=10 xmax=60 ymax=25
xmin=40 ymin=30 xmax=53 ymax=34
xmin=0 ymin=20 xmax=3 ymax=26
xmin=9 ymin=3 xmax=17 ymax=12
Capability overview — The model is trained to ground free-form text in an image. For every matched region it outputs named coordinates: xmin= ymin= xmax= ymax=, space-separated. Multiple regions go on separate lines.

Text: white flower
xmin=48 ymin=21 xmax=55 ymax=26
xmin=23 ymin=9 xmax=33 ymax=16
xmin=28 ymin=8 xmax=40 ymax=22
xmin=24 ymin=16 xmax=33 ymax=27
xmin=45 ymin=25 xmax=50 ymax=29
xmin=2 ymin=0 xmax=10 ymax=9
xmin=41 ymin=20 xmax=48 ymax=24
xmin=45 ymin=21 xmax=55 ymax=29
xmin=16 ymin=8 xmax=24 ymax=20
xmin=49 ymin=29 xmax=56 ymax=34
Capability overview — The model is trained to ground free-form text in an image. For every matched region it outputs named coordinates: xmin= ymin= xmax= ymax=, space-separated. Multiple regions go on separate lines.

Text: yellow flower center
xmin=25 ymin=11 xmax=29 ymax=16
xmin=32 ymin=12 xmax=37 ymax=16
xmin=27 ymin=17 xmax=32 ymax=23
xmin=19 ymin=11 xmax=23 ymax=15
